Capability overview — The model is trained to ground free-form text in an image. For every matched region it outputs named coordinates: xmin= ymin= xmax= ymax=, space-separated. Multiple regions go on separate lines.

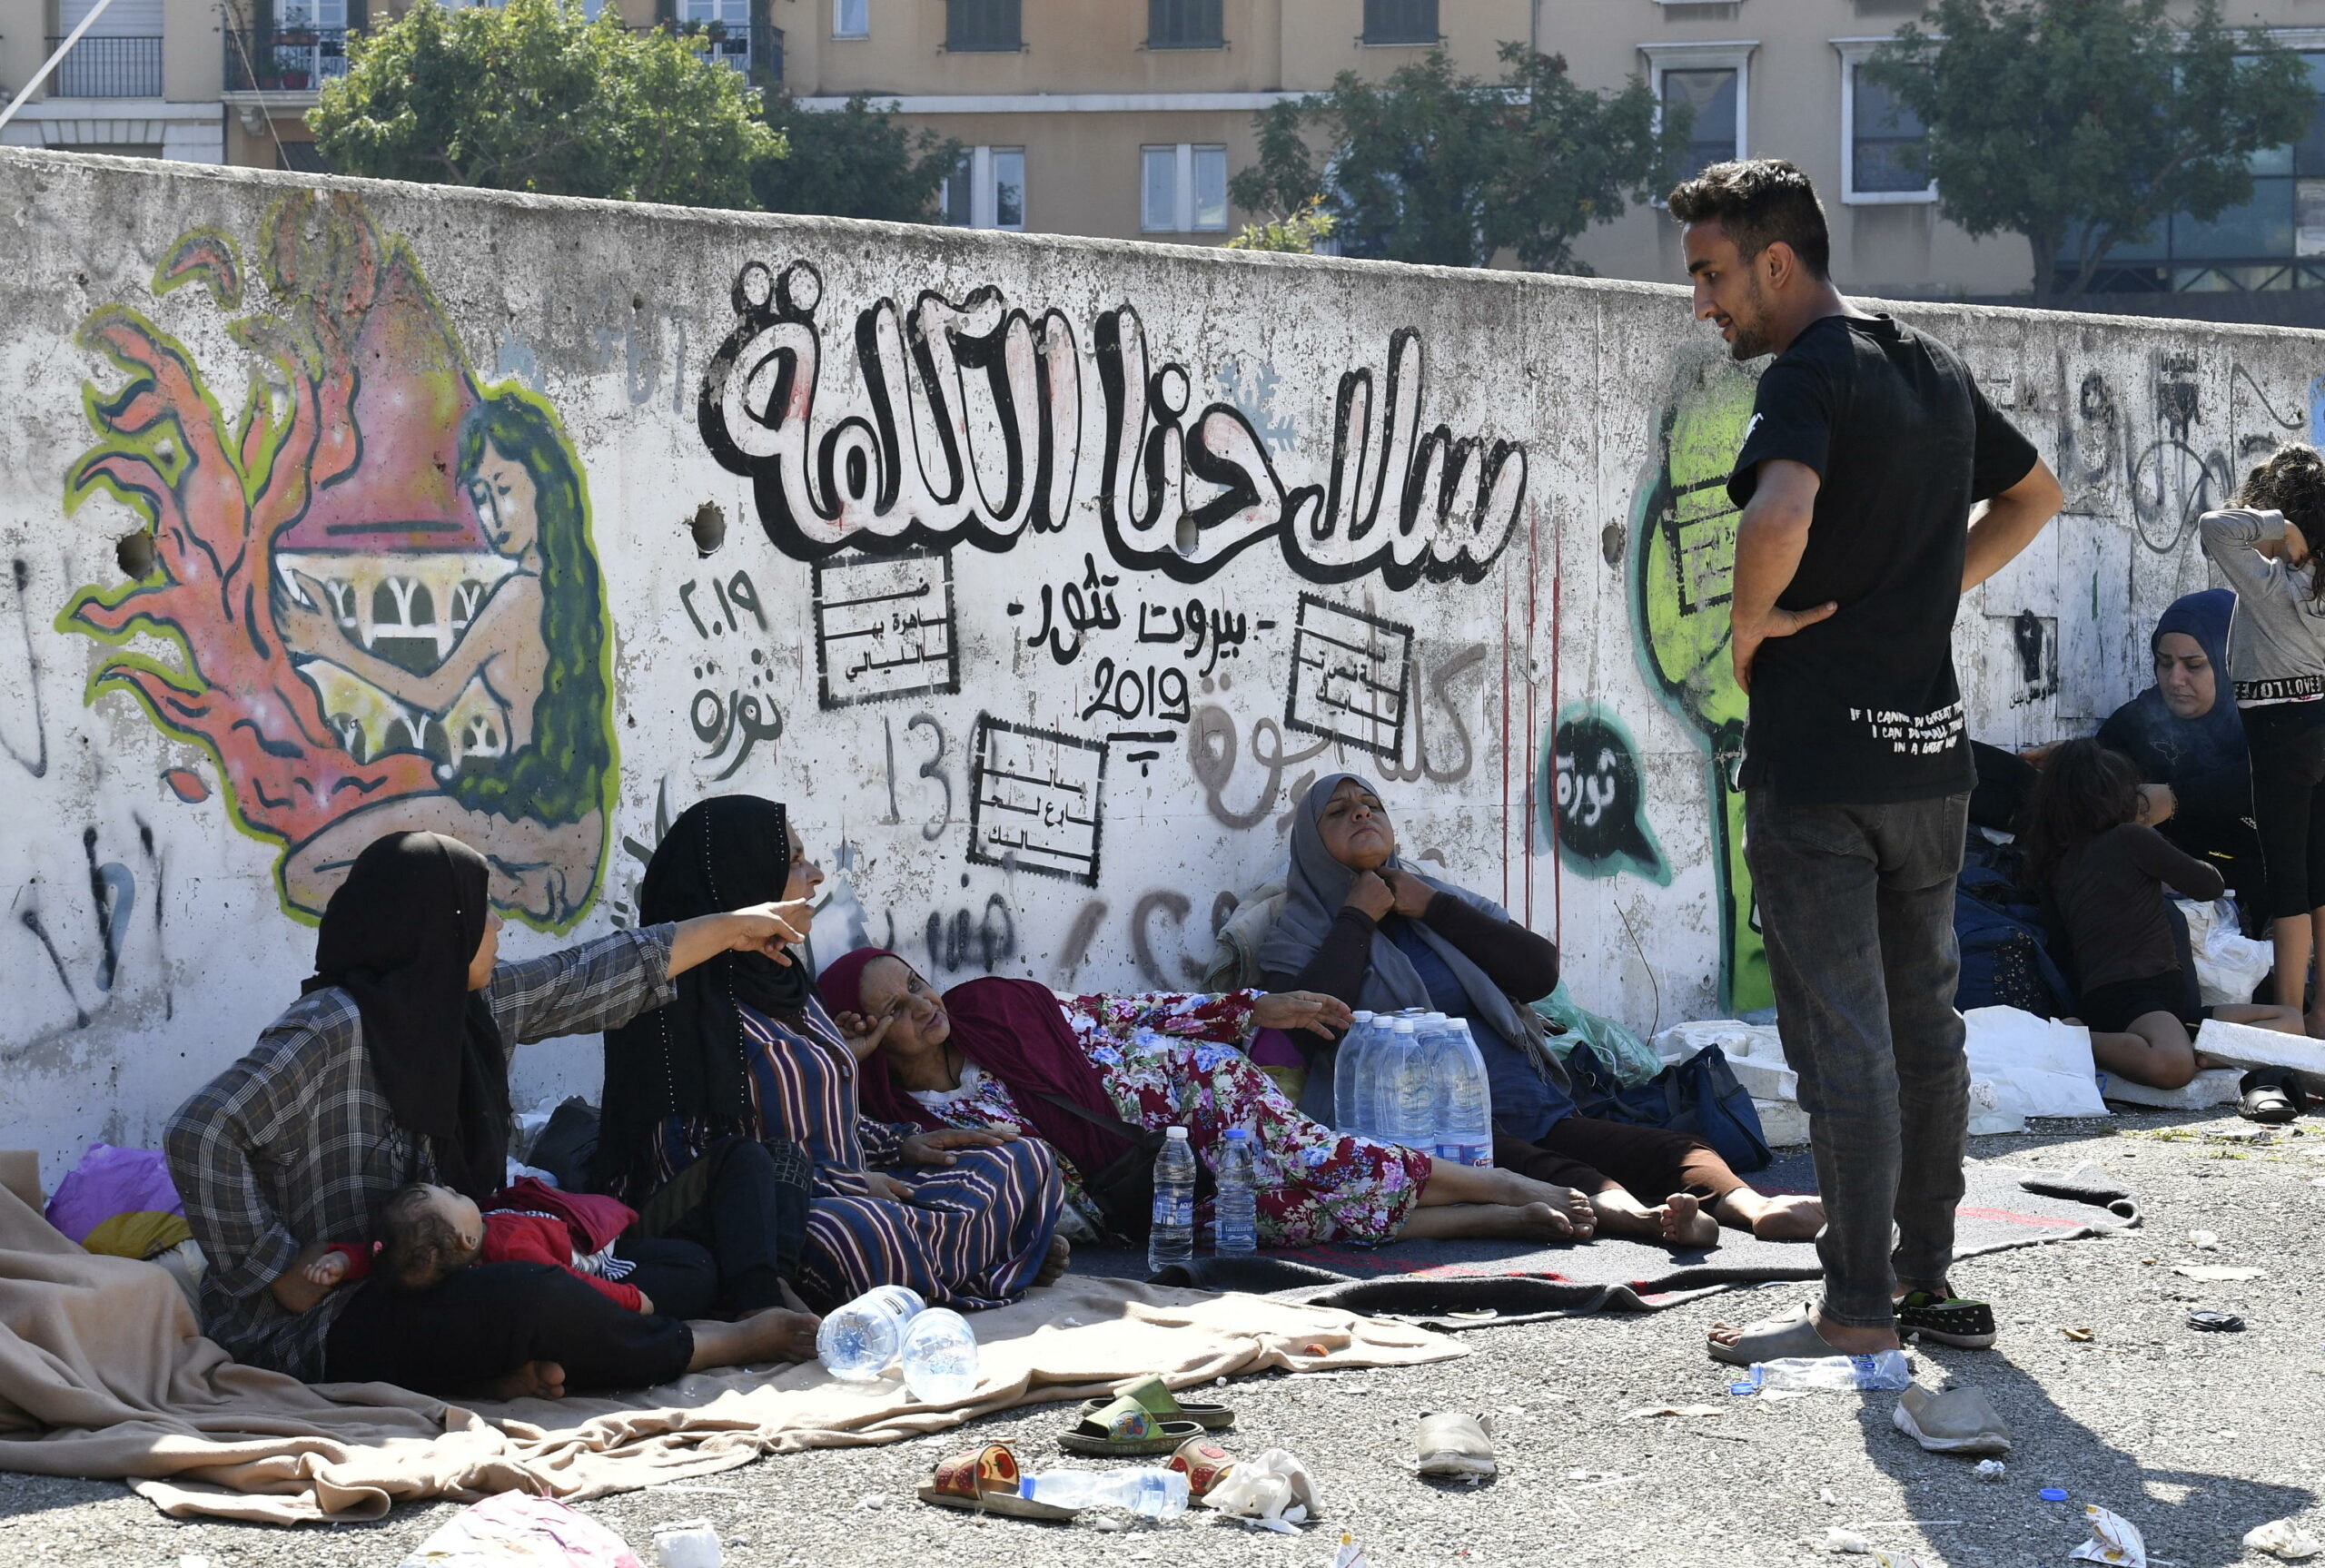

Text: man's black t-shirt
xmin=1726 ymin=313 xmax=2038 ymax=804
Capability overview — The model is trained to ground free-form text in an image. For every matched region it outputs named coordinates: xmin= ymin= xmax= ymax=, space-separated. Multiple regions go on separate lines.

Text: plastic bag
xmin=45 ymin=1143 xmax=188 ymax=1257
xmin=1535 ymin=982 xmax=1662 ymax=1088
xmin=2246 ymin=1519 xmax=2325 ymax=1562
xmin=2176 ymin=898 xmax=2273 ymax=1007
xmin=2069 ymin=1504 xmax=2148 ymax=1567
xmin=1203 ymin=1446 xmax=1323 ymax=1534
xmin=1962 ymin=1008 xmax=2109 ymax=1122
xmin=399 ymin=1491 xmax=643 ymax=1567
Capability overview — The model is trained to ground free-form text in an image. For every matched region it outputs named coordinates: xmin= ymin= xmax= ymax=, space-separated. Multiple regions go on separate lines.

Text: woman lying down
xmin=821 ymin=946 xmax=1607 ymax=1249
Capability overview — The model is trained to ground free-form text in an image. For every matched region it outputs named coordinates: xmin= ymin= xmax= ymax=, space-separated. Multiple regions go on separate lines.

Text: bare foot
xmin=1481 ymin=1169 xmax=1598 ymax=1239
xmin=1655 ymin=1192 xmax=1720 ymax=1247
xmin=1034 ymin=1232 xmax=1072 ymax=1287
xmin=1706 ymin=1308 xmax=1900 ymax=1356
xmin=1484 ymin=1201 xmax=1582 ymax=1242
xmin=474 ymin=1358 xmax=567 ymax=1401
xmin=1716 ymin=1191 xmax=1825 ymax=1241
xmin=688 ymin=1307 xmax=823 ymax=1372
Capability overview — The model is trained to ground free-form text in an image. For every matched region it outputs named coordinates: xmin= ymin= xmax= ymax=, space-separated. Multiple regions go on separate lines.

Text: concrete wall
xmin=0 ymin=146 xmax=2314 ymax=1182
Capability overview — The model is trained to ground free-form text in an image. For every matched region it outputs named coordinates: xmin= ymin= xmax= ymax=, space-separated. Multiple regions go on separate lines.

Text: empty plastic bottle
xmin=816 ymin=1284 xmax=925 ymax=1381
xmin=1331 ymin=1011 xmax=1377 ymax=1136
xmin=1146 ymin=1126 xmax=1198 ymax=1273
xmin=1214 ymin=1128 xmax=1258 ymax=1254
xmin=1735 ymin=1349 xmax=1913 ymax=1393
xmin=1017 ymin=1466 xmax=1192 ymax=1520
xmin=899 ymin=1306 xmax=980 ymax=1403
xmin=1436 ymin=1020 xmax=1496 ymax=1168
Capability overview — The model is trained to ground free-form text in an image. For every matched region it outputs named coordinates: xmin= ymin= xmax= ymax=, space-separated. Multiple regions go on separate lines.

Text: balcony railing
xmin=222 ymin=26 xmax=351 ymax=94
xmin=44 ymin=35 xmax=163 ymax=98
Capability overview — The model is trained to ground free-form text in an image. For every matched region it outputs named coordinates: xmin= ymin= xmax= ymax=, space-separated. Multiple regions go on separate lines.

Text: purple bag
xmin=45 ymin=1142 xmax=183 ymax=1246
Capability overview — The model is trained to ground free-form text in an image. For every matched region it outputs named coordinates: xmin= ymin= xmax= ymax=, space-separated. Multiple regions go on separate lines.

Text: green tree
xmin=312 ymin=0 xmax=782 ymax=209
xmin=753 ymin=94 xmax=961 ymax=222
xmin=1867 ymin=0 xmax=2316 ymax=306
xmin=1227 ymin=44 xmax=1685 ymax=271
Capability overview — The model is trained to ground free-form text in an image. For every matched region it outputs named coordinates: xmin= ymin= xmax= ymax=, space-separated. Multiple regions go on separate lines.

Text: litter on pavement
xmin=2246 ymin=1519 xmax=2325 ymax=1561
xmin=2069 ymin=1504 xmax=2149 ymax=1567
xmin=399 ymin=1492 xmax=644 ymax=1568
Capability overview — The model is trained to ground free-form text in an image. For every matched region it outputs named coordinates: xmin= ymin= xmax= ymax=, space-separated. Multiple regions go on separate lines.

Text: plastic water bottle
xmin=1214 ymin=1128 xmax=1258 ymax=1254
xmin=815 ymin=1283 xmax=925 ymax=1381
xmin=1369 ymin=1017 xmax=1421 ymax=1148
xmin=899 ymin=1306 xmax=980 ymax=1402
xmin=1146 ymin=1126 xmax=1197 ymax=1273
xmin=1331 ymin=1011 xmax=1376 ymax=1136
xmin=1390 ymin=1017 xmax=1446 ymax=1151
xmin=1018 ymin=1466 xmax=1192 ymax=1520
xmin=1732 ymin=1349 xmax=1913 ymax=1393
xmin=1436 ymin=1020 xmax=1496 ymax=1168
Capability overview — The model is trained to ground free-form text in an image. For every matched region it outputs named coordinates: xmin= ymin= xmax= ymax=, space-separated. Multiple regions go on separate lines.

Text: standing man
xmin=1667 ymin=161 xmax=2063 ymax=1363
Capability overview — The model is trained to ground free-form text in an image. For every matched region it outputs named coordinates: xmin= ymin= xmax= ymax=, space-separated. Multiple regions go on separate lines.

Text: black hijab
xmin=593 ymin=795 xmax=809 ymax=1192
xmin=303 ymin=832 xmax=509 ymax=1200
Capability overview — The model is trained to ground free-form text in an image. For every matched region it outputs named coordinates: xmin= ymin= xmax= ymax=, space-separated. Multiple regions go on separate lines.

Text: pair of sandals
xmin=2239 ymin=1067 xmax=2310 ymax=1124
xmin=917 ymin=1376 xmax=1237 ymax=1523
xmin=1707 ymin=1290 xmax=1996 ymax=1365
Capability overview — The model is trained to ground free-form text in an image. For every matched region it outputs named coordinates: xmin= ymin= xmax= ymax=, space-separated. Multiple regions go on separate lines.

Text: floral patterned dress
xmin=906 ymin=991 xmax=1430 ymax=1247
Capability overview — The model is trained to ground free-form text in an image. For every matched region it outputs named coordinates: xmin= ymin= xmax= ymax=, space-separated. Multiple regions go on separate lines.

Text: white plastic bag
xmin=1204 ymin=1446 xmax=1323 ymax=1534
xmin=2175 ymin=898 xmax=2273 ymax=1007
xmin=2069 ymin=1504 xmax=2148 ymax=1566
xmin=1961 ymin=1008 xmax=2110 ymax=1121
xmin=400 ymin=1492 xmax=643 ymax=1567
xmin=2247 ymin=1519 xmax=2325 ymax=1562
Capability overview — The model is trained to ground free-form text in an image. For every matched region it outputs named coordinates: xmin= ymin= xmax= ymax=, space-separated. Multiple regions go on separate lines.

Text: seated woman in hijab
xmin=164 ymin=832 xmax=822 ymax=1400
xmin=597 ymin=795 xmax=1066 ymax=1313
xmin=2097 ymin=589 xmax=2264 ymax=930
xmin=1260 ymin=774 xmax=1825 ymax=1248
xmin=820 ymin=951 xmax=1602 ymax=1250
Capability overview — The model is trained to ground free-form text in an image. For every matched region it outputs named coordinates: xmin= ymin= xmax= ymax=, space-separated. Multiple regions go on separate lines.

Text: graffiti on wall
xmin=697 ymin=261 xmax=1528 ymax=587
xmin=1628 ymin=349 xmax=1768 ymax=1013
xmin=59 ymin=192 xmax=616 ymax=930
xmin=1541 ymin=707 xmax=1667 ymax=886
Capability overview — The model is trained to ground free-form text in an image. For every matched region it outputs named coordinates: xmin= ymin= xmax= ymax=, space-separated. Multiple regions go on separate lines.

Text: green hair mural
xmin=1628 ymin=349 xmax=1768 ymax=1012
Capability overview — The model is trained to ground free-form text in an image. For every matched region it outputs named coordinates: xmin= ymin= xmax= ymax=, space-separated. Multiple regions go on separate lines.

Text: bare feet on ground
xmin=1034 ymin=1233 xmax=1072 ymax=1287
xmin=1706 ymin=1308 xmax=1901 ymax=1356
xmin=1471 ymin=1201 xmax=1587 ymax=1242
xmin=474 ymin=1359 xmax=567 ymax=1401
xmin=1487 ymin=1169 xmax=1598 ymax=1238
xmin=1654 ymin=1192 xmax=1721 ymax=1248
xmin=1717 ymin=1191 xmax=1825 ymax=1240
xmin=688 ymin=1307 xmax=823 ymax=1372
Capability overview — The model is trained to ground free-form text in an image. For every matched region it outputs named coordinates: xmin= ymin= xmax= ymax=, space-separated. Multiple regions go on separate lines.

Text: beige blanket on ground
xmin=0 ymin=1185 xmax=1460 ymax=1524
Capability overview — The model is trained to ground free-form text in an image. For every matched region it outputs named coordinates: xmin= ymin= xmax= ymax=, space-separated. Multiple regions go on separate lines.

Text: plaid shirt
xmin=163 ymin=925 xmax=678 ymax=1381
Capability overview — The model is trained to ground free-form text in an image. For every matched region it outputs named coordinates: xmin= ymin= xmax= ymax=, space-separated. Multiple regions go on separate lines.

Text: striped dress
xmin=643 ymin=996 xmax=1061 ymax=1312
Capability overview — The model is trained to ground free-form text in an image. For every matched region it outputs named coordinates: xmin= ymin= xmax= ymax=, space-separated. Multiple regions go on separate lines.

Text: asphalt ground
xmin=1 ymin=1107 xmax=2320 ymax=1568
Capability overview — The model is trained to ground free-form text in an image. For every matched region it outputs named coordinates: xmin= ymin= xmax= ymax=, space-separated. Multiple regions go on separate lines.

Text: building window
xmin=1149 ymin=0 xmax=1222 ymax=49
xmin=1362 ymin=0 xmax=1437 ymax=45
xmin=678 ymin=0 xmax=751 ymax=72
xmin=1641 ymin=43 xmax=1756 ymax=185
xmin=1835 ymin=44 xmax=1935 ymax=203
xmin=944 ymin=147 xmax=1027 ymax=230
xmin=947 ymin=0 xmax=1020 ymax=52
xmin=1142 ymin=144 xmax=1229 ymax=232
xmin=834 ymin=0 xmax=866 ymax=38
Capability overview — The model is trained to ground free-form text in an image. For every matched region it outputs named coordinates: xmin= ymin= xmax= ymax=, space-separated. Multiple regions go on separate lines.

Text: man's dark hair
xmin=374 ymin=1184 xmax=471 ymax=1294
xmin=1667 ymin=159 xmax=1831 ymax=281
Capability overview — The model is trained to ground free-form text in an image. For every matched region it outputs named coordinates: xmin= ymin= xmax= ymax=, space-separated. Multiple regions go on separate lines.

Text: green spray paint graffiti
xmin=1538 ymin=705 xmax=1669 ymax=885
xmin=1628 ymin=350 xmax=1768 ymax=1011
xmin=60 ymin=191 xmax=616 ymax=931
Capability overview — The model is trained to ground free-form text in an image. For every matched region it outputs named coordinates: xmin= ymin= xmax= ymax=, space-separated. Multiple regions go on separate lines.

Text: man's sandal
xmin=1706 ymin=1303 xmax=1838 ymax=1367
xmin=917 ymin=1443 xmax=1074 ymax=1521
xmin=1895 ymin=1290 xmax=1996 ymax=1349
xmin=1075 ymin=1372 xmax=1234 ymax=1432
xmin=1058 ymin=1393 xmax=1204 ymax=1457
xmin=2240 ymin=1068 xmax=2301 ymax=1125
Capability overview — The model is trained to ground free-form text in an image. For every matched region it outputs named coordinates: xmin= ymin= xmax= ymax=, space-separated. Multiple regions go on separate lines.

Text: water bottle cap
xmin=1394 ymin=1018 xmax=1416 ymax=1032
xmin=1166 ymin=1126 xmax=1190 ymax=1139
xmin=1351 ymin=1011 xmax=1374 ymax=1021
xmin=1425 ymin=1012 xmax=1447 ymax=1023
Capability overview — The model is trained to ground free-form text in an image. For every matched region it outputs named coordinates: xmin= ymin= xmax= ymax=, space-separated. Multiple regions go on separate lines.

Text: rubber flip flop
xmin=1415 ymin=1412 xmax=1497 ymax=1479
xmin=2240 ymin=1069 xmax=2300 ymax=1125
xmin=916 ymin=1443 xmax=1075 ymax=1521
xmin=1058 ymin=1393 xmax=1204 ymax=1457
xmin=1707 ymin=1303 xmax=1837 ymax=1368
xmin=1167 ymin=1434 xmax=1237 ymax=1505
xmin=1895 ymin=1290 xmax=1998 ymax=1349
xmin=1891 ymin=1385 xmax=2012 ymax=1455
xmin=2187 ymin=1307 xmax=2244 ymax=1332
xmin=1077 ymin=1372 xmax=1234 ymax=1432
